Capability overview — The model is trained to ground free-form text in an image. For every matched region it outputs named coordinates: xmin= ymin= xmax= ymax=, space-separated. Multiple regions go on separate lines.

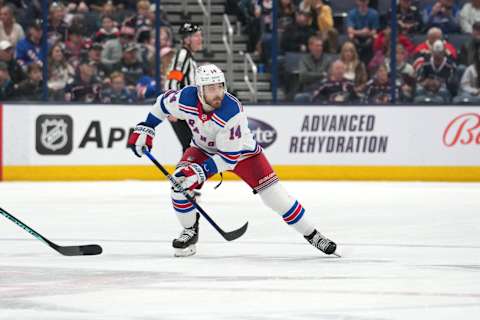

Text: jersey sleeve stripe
xmin=211 ymin=114 xmax=226 ymax=127
xmin=160 ymin=97 xmax=171 ymax=115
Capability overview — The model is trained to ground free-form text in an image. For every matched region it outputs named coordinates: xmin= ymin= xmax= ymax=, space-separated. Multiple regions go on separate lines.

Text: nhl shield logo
xmin=36 ymin=115 xmax=73 ymax=155
xmin=41 ymin=119 xmax=68 ymax=151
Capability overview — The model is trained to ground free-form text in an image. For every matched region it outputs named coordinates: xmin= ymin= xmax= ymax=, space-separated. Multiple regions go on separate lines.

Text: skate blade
xmin=331 ymin=247 xmax=342 ymax=258
xmin=174 ymin=245 xmax=196 ymax=257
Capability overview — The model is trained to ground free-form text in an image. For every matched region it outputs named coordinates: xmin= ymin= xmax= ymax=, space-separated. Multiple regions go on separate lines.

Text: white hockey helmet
xmin=196 ymin=64 xmax=226 ymax=90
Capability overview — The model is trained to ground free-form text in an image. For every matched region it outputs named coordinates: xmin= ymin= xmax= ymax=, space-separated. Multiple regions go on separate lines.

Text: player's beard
xmin=206 ymin=95 xmax=223 ymax=109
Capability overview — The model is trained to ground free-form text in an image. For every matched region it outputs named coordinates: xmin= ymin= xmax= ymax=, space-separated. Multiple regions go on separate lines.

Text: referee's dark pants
xmin=170 ymin=119 xmax=192 ymax=153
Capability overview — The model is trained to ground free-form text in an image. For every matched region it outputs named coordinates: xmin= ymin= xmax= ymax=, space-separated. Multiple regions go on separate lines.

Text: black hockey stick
xmin=143 ymin=149 xmax=248 ymax=241
xmin=0 ymin=207 xmax=102 ymax=256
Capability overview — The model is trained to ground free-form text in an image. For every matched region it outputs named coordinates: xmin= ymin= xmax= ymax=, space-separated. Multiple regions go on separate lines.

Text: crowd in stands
xmin=2 ymin=0 xmax=480 ymax=104
xmin=228 ymin=0 xmax=480 ymax=104
xmin=0 ymin=0 xmax=173 ymax=103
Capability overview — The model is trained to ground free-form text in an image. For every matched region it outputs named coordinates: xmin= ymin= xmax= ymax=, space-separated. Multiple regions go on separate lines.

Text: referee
xmin=165 ymin=22 xmax=203 ymax=152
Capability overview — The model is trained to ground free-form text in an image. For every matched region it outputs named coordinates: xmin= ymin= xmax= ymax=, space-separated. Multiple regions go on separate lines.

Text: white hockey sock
xmin=258 ymin=183 xmax=315 ymax=236
xmin=171 ymin=190 xmax=197 ymax=229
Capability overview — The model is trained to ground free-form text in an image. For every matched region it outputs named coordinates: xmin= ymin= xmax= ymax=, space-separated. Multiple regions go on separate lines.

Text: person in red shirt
xmin=413 ymin=27 xmax=457 ymax=70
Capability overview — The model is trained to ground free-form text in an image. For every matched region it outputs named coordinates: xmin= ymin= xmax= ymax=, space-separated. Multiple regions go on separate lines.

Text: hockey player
xmin=165 ymin=22 xmax=203 ymax=153
xmin=128 ymin=64 xmax=338 ymax=257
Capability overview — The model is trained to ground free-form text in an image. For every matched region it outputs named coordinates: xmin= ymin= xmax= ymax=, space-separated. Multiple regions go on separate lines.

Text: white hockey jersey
xmin=149 ymin=86 xmax=262 ymax=173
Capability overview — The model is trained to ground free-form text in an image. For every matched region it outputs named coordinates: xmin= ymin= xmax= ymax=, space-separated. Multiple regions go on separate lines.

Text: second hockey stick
xmin=0 ymin=207 xmax=102 ymax=256
xmin=143 ymin=149 xmax=248 ymax=241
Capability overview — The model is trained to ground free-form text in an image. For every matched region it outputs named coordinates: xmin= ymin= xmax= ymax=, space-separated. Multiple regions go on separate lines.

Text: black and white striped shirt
xmin=165 ymin=47 xmax=197 ymax=90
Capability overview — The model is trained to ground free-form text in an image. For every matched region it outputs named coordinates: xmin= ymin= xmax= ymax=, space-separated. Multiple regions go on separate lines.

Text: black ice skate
xmin=305 ymin=230 xmax=340 ymax=257
xmin=172 ymin=213 xmax=199 ymax=257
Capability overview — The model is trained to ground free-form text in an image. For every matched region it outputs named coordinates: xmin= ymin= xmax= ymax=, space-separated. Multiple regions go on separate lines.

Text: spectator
xmin=47 ymin=42 xmax=74 ymax=100
xmin=454 ymin=49 xmax=480 ymax=104
xmin=459 ymin=21 xmax=480 ymax=67
xmin=94 ymin=15 xmax=120 ymax=44
xmin=297 ymin=35 xmax=333 ymax=96
xmin=14 ymin=63 xmax=43 ymax=101
xmin=97 ymin=1 xmax=122 ymax=25
xmin=253 ymin=0 xmax=275 ymax=63
xmin=0 ymin=39 xmax=24 ymax=83
xmin=15 ymin=21 xmax=44 ymax=72
xmin=279 ymin=0 xmax=296 ymax=34
xmin=393 ymin=0 xmax=423 ymax=34
xmin=312 ymin=60 xmax=359 ymax=104
xmin=364 ymin=64 xmax=397 ymax=104
xmin=65 ymin=62 xmax=102 ymax=103
xmin=385 ymin=44 xmax=416 ymax=102
xmin=415 ymin=40 xmax=457 ymax=103
xmin=101 ymin=25 xmax=136 ymax=68
xmin=123 ymin=0 xmax=152 ymax=43
xmin=101 ymin=71 xmax=136 ymax=103
xmin=0 ymin=4 xmax=25 ymax=46
xmin=110 ymin=42 xmax=145 ymax=87
xmin=236 ymin=0 xmax=260 ymax=52
xmin=64 ymin=25 xmax=88 ymax=69
xmin=83 ymin=42 xmax=108 ymax=82
xmin=65 ymin=1 xmax=89 ymax=15
xmin=281 ymin=10 xmax=315 ymax=53
xmin=373 ymin=26 xmax=415 ymax=58
xmin=0 ymin=61 xmax=14 ymax=100
xmin=346 ymin=0 xmax=379 ymax=62
xmin=145 ymin=26 xmax=174 ymax=82
xmin=459 ymin=0 xmax=480 ymax=33
xmin=413 ymin=27 xmax=457 ymax=70
xmin=302 ymin=0 xmax=337 ymax=53
xmin=422 ymin=0 xmax=460 ymax=34
xmin=339 ymin=41 xmax=368 ymax=94
xmin=48 ymin=2 xmax=69 ymax=45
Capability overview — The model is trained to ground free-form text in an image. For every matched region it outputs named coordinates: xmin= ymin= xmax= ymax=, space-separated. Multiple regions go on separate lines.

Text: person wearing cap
xmin=0 ymin=61 xmax=14 ymax=101
xmin=83 ymin=42 xmax=108 ymax=82
xmin=165 ymin=22 xmax=203 ymax=153
xmin=64 ymin=25 xmax=88 ymax=69
xmin=415 ymin=40 xmax=457 ymax=104
xmin=101 ymin=25 xmax=136 ymax=67
xmin=0 ymin=39 xmax=24 ymax=83
xmin=15 ymin=20 xmax=44 ymax=72
xmin=412 ymin=27 xmax=457 ymax=71
xmin=110 ymin=42 xmax=145 ymax=87
xmin=0 ymin=4 xmax=25 ymax=47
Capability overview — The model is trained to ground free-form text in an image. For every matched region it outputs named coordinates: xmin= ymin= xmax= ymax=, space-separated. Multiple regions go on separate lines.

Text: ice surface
xmin=1 ymin=180 xmax=479 ymax=320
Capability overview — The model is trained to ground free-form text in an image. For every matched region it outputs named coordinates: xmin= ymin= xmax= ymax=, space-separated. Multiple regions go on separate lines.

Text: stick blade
xmin=54 ymin=244 xmax=103 ymax=256
xmin=222 ymin=221 xmax=248 ymax=241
